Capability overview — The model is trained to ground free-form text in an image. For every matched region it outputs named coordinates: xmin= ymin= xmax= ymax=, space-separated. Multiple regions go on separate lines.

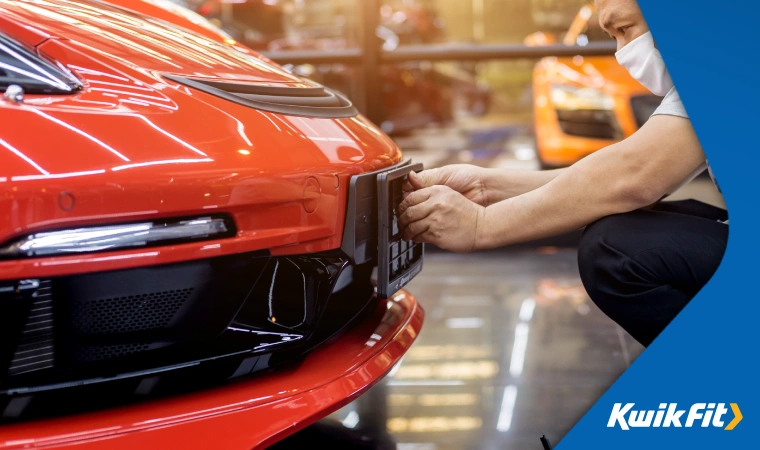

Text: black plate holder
xmin=341 ymin=159 xmax=411 ymax=266
xmin=376 ymin=163 xmax=424 ymax=299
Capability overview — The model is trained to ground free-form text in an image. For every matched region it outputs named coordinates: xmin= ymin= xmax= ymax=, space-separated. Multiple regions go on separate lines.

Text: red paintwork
xmin=0 ymin=0 xmax=403 ymax=280
xmin=0 ymin=291 xmax=423 ymax=449
xmin=0 ymin=0 xmax=421 ymax=447
xmin=103 ymin=0 xmax=244 ymax=44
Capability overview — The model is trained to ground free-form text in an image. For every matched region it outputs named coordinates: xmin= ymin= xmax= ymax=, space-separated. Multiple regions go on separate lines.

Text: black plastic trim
xmin=0 ymin=33 xmax=83 ymax=95
xmin=163 ymin=74 xmax=359 ymax=118
xmin=0 ymin=251 xmax=377 ymax=422
xmin=340 ymin=159 xmax=411 ymax=265
xmin=376 ymin=163 xmax=424 ymax=299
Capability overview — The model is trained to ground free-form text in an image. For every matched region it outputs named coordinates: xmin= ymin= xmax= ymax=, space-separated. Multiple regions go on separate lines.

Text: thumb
xmin=408 ymin=169 xmax=435 ymax=190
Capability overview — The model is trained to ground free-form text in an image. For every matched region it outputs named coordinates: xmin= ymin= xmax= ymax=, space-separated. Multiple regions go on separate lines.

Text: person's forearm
xmin=481 ymin=168 xmax=564 ymax=205
xmin=475 ymin=116 xmax=707 ymax=249
xmin=477 ymin=161 xmax=633 ymax=248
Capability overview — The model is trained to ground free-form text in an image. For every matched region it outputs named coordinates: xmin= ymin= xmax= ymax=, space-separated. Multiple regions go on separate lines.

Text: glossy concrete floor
xmin=276 ymin=248 xmax=645 ymax=450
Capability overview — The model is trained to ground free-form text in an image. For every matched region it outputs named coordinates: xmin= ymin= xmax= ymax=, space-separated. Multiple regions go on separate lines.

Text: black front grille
xmin=70 ymin=288 xmax=193 ymax=335
xmin=630 ymin=95 xmax=664 ymax=128
xmin=7 ymin=280 xmax=54 ymax=377
xmin=0 ymin=250 xmax=376 ymax=422
xmin=557 ymin=109 xmax=622 ymax=140
xmin=73 ymin=342 xmax=151 ymax=362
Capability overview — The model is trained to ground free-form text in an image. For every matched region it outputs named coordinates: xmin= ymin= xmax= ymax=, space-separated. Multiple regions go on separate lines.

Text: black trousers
xmin=578 ymin=200 xmax=728 ymax=347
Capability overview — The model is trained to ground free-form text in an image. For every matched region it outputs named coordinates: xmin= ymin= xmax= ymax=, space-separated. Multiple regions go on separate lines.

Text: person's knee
xmin=577 ymin=210 xmax=714 ymax=347
xmin=577 ymin=214 xmax=635 ymax=310
xmin=578 ymin=216 xmax=622 ymax=284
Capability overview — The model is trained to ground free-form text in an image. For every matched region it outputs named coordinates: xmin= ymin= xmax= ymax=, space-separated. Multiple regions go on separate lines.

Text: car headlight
xmin=550 ymin=85 xmax=614 ymax=111
xmin=0 ymin=215 xmax=235 ymax=258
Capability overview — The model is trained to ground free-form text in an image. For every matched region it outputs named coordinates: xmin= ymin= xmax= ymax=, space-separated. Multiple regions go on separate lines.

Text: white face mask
xmin=615 ymin=31 xmax=674 ymax=96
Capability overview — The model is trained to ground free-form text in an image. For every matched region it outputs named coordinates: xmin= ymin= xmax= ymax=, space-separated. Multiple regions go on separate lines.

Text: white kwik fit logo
xmin=607 ymin=403 xmax=743 ymax=431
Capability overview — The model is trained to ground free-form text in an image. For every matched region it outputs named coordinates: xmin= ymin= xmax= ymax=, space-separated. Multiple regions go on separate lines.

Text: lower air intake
xmin=71 ymin=288 xmax=194 ymax=335
xmin=73 ymin=342 xmax=151 ymax=362
xmin=7 ymin=280 xmax=54 ymax=377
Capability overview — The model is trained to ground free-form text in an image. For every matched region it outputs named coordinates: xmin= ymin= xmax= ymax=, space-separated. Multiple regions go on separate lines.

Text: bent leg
xmin=578 ymin=209 xmax=728 ymax=346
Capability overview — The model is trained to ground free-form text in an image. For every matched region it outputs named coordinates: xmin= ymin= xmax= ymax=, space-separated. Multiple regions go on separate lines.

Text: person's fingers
xmin=397 ymin=187 xmax=435 ymax=215
xmin=407 ymin=171 xmax=423 ymax=190
xmin=408 ymin=169 xmax=442 ymax=190
xmin=398 ymin=201 xmax=436 ymax=229
xmin=402 ymin=219 xmax=431 ymax=241
xmin=401 ymin=179 xmax=414 ymax=193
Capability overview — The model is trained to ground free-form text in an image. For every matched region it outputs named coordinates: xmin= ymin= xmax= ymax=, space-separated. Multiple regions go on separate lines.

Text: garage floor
xmin=275 ymin=119 xmax=724 ymax=449
xmin=323 ymin=249 xmax=643 ymax=450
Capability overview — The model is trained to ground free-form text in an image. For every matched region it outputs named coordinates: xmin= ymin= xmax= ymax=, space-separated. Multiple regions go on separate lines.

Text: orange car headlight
xmin=550 ymin=84 xmax=614 ymax=111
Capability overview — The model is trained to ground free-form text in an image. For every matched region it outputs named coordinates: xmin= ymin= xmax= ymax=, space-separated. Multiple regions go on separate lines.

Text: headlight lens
xmin=550 ymin=85 xmax=614 ymax=111
xmin=0 ymin=216 xmax=235 ymax=258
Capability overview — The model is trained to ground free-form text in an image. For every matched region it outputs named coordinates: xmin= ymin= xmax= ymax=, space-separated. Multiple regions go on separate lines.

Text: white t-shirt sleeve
xmin=652 ymin=87 xmax=688 ymax=119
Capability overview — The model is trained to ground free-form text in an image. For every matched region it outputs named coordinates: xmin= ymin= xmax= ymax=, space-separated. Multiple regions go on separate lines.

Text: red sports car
xmin=0 ymin=0 xmax=423 ymax=448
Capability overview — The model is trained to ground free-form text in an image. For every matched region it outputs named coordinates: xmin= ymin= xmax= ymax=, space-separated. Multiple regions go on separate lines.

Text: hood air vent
xmin=163 ymin=75 xmax=358 ymax=118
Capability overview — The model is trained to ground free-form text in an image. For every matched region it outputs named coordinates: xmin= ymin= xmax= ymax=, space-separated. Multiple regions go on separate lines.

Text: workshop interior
xmin=0 ymin=0 xmax=724 ymax=449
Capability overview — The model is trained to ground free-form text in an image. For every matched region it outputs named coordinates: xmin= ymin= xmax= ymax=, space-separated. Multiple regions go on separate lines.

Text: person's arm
xmin=398 ymin=114 xmax=706 ymax=252
xmin=478 ymin=114 xmax=706 ymax=248
xmin=481 ymin=167 xmax=564 ymax=205
xmin=404 ymin=165 xmax=565 ymax=206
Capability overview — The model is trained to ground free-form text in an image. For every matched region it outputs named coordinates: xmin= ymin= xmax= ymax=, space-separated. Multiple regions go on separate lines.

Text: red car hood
xmin=0 ymin=0 xmax=305 ymax=84
xmin=0 ymin=0 xmax=401 ymax=277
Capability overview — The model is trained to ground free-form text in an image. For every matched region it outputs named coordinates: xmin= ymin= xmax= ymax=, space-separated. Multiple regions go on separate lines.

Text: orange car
xmin=529 ymin=4 xmax=662 ymax=168
xmin=0 ymin=0 xmax=423 ymax=448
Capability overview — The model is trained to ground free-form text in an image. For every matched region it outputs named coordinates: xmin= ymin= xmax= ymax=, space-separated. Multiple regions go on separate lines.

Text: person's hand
xmin=402 ymin=165 xmax=489 ymax=206
xmin=397 ymin=185 xmax=486 ymax=253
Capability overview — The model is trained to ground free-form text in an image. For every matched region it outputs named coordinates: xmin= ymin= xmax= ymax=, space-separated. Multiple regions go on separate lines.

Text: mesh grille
xmin=71 ymin=288 xmax=193 ymax=335
xmin=73 ymin=342 xmax=151 ymax=362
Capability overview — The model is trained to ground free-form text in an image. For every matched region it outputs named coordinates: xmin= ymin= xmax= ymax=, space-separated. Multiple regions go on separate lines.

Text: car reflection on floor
xmin=276 ymin=249 xmax=643 ymax=450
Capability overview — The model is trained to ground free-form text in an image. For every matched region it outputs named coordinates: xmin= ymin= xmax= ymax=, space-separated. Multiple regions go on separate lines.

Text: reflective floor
xmin=276 ymin=248 xmax=644 ymax=450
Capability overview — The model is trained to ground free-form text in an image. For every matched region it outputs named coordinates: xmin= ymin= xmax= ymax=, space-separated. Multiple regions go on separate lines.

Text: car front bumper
xmin=0 ymin=289 xmax=422 ymax=449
